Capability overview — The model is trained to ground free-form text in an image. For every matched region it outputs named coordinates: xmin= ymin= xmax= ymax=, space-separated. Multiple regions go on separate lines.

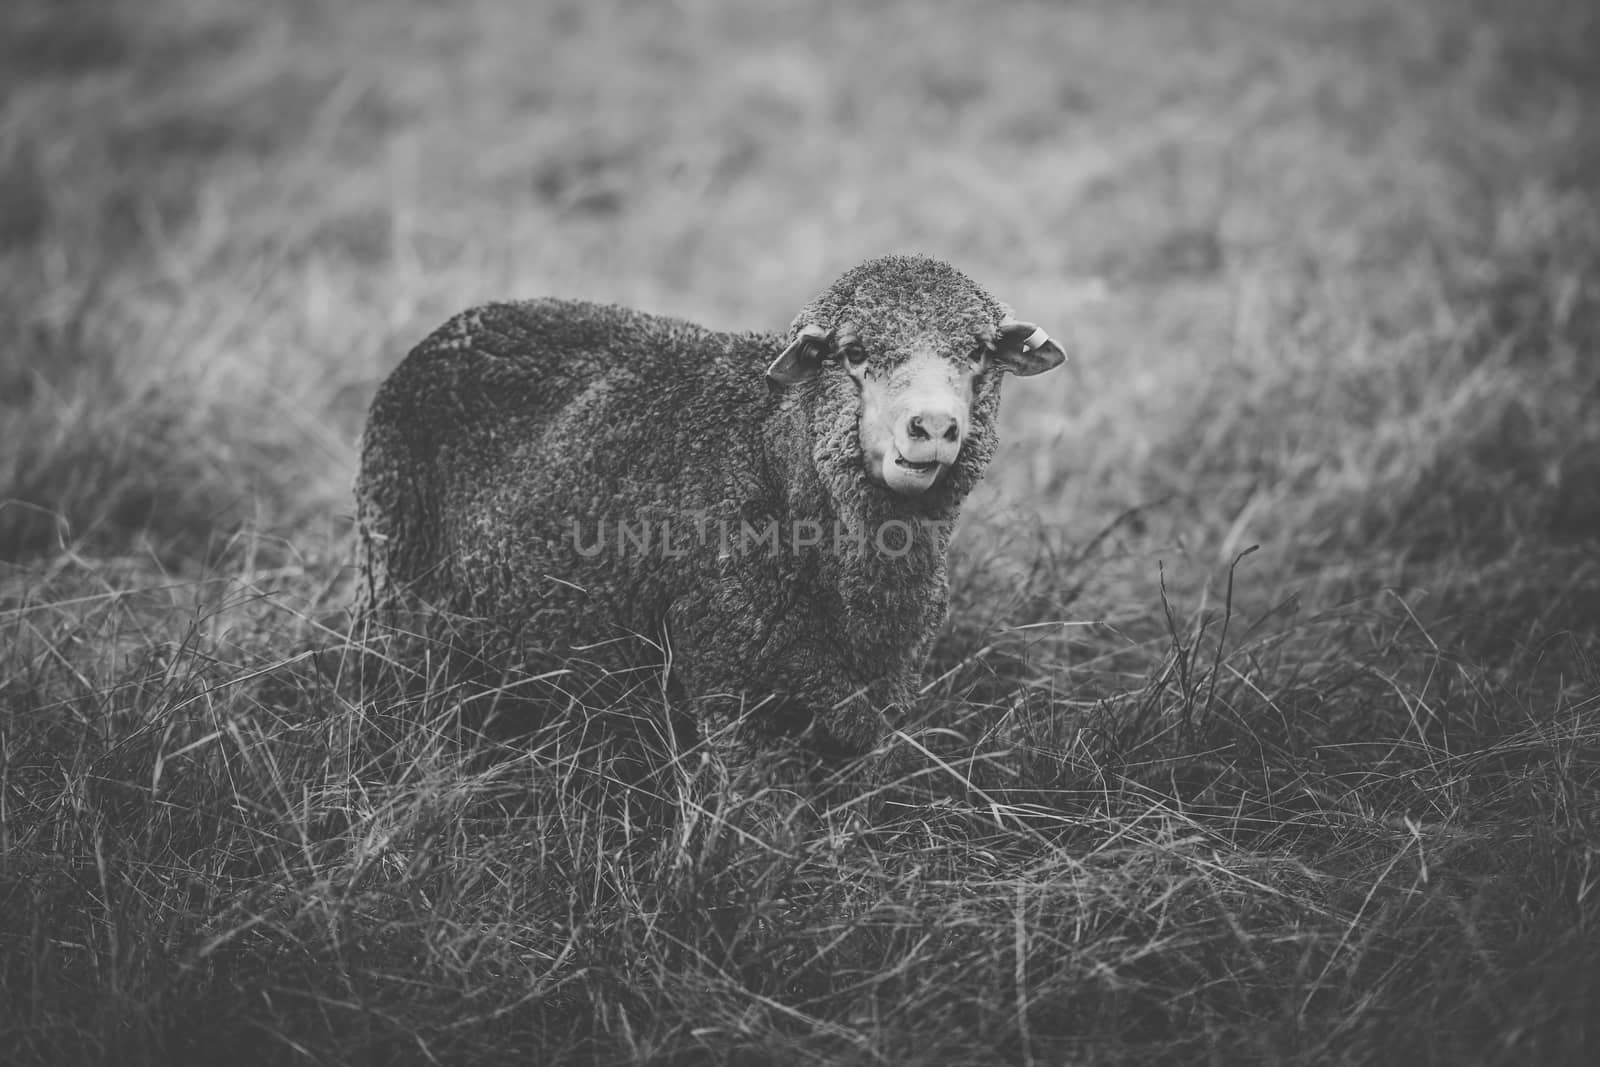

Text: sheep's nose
xmin=896 ymin=405 xmax=965 ymax=467
xmin=907 ymin=412 xmax=961 ymax=444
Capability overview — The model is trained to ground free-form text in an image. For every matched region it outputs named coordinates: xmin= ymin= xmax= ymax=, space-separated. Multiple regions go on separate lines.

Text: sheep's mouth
xmin=879 ymin=451 xmax=946 ymax=495
xmin=893 ymin=456 xmax=941 ymax=475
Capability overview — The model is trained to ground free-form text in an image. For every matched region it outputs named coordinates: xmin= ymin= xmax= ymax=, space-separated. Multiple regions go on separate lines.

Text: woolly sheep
xmin=355 ymin=254 xmax=1066 ymax=777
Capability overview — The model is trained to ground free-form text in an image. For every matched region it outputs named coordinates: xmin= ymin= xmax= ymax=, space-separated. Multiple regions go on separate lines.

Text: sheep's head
xmin=767 ymin=255 xmax=1066 ymax=500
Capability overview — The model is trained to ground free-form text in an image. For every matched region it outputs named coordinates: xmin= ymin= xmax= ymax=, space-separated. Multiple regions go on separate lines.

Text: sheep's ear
xmin=992 ymin=321 xmax=1067 ymax=377
xmin=766 ymin=324 xmax=831 ymax=386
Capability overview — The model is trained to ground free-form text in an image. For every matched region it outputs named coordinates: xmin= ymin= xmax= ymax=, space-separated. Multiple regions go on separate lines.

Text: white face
xmin=849 ymin=340 xmax=979 ymax=497
xmin=764 ymin=294 xmax=1067 ymax=499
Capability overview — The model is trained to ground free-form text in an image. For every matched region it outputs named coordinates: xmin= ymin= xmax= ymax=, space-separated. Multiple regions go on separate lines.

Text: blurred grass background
xmin=2 ymin=0 xmax=1598 ymax=1063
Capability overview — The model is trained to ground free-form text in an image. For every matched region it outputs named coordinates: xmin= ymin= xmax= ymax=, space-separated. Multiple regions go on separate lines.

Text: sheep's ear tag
xmin=994 ymin=321 xmax=1067 ymax=377
xmin=766 ymin=325 xmax=830 ymax=386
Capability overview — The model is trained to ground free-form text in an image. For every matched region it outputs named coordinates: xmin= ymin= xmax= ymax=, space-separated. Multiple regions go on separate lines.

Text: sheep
xmin=355 ymin=254 xmax=1066 ymax=781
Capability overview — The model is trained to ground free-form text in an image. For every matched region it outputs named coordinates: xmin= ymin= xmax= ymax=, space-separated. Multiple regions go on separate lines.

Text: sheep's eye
xmin=969 ymin=347 xmax=989 ymax=368
xmin=843 ymin=345 xmax=869 ymax=367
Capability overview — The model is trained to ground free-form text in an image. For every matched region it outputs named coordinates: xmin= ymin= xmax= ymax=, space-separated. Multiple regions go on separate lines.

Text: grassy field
xmin=3 ymin=0 xmax=1599 ymax=1062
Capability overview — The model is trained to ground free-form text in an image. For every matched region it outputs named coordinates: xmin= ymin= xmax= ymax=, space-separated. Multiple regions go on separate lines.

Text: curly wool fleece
xmin=356 ymin=255 xmax=1057 ymax=764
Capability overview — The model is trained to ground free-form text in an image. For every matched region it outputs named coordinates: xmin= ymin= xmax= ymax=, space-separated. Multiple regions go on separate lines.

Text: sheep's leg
xmin=677 ymin=695 xmax=821 ymax=849
xmin=665 ymin=601 xmax=897 ymax=820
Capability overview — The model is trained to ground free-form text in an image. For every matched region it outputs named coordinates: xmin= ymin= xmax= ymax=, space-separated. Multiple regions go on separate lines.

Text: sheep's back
xmin=357 ymin=297 xmax=779 ymax=637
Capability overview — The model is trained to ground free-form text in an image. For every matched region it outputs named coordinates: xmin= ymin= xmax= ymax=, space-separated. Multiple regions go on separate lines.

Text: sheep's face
xmin=767 ymin=257 xmax=1067 ymax=499
xmin=850 ymin=329 xmax=976 ymax=496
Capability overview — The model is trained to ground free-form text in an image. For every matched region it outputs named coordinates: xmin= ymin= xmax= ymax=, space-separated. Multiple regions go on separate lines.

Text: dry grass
xmin=2 ymin=0 xmax=1598 ymax=1063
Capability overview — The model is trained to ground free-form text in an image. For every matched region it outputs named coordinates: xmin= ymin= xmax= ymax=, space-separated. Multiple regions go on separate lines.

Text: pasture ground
xmin=2 ymin=0 xmax=1598 ymax=1063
